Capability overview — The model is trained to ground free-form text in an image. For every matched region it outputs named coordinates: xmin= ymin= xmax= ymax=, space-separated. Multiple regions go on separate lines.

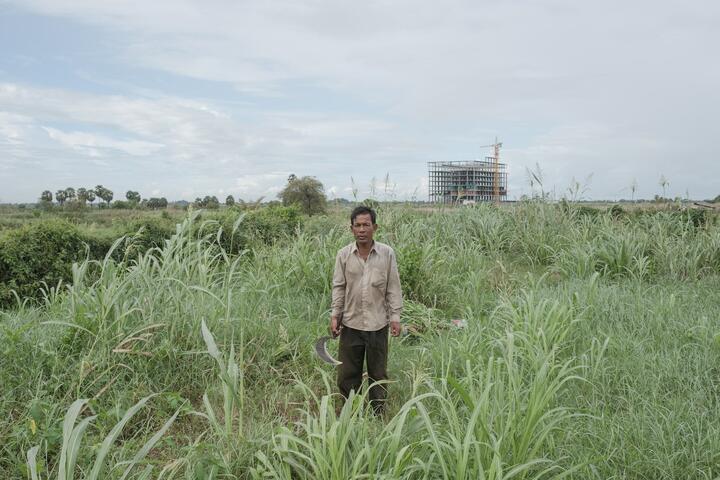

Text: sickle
xmin=314 ymin=336 xmax=342 ymax=365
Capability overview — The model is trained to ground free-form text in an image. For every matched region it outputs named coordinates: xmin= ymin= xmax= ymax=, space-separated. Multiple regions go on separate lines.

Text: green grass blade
xmin=87 ymin=394 xmax=155 ymax=480
xmin=58 ymin=398 xmax=87 ymax=480
xmin=201 ymin=319 xmax=222 ymax=364
xmin=119 ymin=408 xmax=181 ymax=480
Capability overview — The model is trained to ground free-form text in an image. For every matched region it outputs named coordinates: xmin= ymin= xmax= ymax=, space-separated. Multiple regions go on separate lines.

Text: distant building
xmin=428 ymin=159 xmax=508 ymax=204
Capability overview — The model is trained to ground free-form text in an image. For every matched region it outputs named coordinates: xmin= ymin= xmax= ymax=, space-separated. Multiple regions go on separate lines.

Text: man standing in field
xmin=331 ymin=205 xmax=403 ymax=415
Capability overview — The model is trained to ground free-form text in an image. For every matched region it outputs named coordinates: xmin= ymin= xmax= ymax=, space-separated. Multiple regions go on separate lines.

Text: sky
xmin=1 ymin=0 xmax=719 ymax=203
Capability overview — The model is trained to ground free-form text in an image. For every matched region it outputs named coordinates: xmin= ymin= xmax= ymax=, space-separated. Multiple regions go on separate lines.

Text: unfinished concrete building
xmin=428 ymin=159 xmax=508 ymax=204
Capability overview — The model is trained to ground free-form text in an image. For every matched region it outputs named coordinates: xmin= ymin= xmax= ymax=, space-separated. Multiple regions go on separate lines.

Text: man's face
xmin=351 ymin=213 xmax=377 ymax=244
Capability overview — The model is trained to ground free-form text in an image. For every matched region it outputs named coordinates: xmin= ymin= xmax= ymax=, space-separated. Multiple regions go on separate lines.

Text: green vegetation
xmin=278 ymin=174 xmax=328 ymax=215
xmin=1 ymin=202 xmax=719 ymax=478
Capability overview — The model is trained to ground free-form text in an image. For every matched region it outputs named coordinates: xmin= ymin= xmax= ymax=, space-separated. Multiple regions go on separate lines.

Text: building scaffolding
xmin=428 ymin=158 xmax=508 ymax=204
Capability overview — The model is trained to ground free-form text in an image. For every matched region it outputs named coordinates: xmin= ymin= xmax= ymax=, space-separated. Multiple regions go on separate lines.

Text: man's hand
xmin=330 ymin=315 xmax=342 ymax=338
xmin=390 ymin=321 xmax=402 ymax=337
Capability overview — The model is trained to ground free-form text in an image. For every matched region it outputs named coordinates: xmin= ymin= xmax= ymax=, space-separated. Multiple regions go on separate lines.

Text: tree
xmin=146 ymin=197 xmax=168 ymax=209
xmin=39 ymin=190 xmax=53 ymax=210
xmin=204 ymin=195 xmax=220 ymax=209
xmin=95 ymin=185 xmax=113 ymax=206
xmin=55 ymin=189 xmax=67 ymax=206
xmin=278 ymin=175 xmax=327 ymax=215
xmin=126 ymin=190 xmax=141 ymax=204
xmin=225 ymin=195 xmax=235 ymax=207
xmin=77 ymin=188 xmax=89 ymax=204
xmin=86 ymin=189 xmax=96 ymax=207
xmin=64 ymin=187 xmax=76 ymax=201
xmin=193 ymin=196 xmax=219 ymax=209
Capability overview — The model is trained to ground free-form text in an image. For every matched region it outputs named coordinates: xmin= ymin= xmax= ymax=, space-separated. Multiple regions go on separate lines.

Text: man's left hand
xmin=390 ymin=321 xmax=402 ymax=337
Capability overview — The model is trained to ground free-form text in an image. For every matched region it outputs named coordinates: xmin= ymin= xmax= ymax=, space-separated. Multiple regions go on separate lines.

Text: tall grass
xmin=1 ymin=203 xmax=719 ymax=478
xmin=26 ymin=395 xmax=179 ymax=480
xmin=251 ymin=291 xmax=585 ymax=479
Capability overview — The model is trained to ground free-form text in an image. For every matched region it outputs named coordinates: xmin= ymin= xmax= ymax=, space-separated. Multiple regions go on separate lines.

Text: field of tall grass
xmin=1 ymin=202 xmax=719 ymax=479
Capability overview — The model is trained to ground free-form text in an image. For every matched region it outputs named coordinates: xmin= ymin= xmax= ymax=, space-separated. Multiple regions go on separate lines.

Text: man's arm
xmin=330 ymin=250 xmax=346 ymax=336
xmin=386 ymin=248 xmax=403 ymax=336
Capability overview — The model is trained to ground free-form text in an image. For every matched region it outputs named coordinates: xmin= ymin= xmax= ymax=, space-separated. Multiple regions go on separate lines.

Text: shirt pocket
xmin=370 ymin=268 xmax=387 ymax=289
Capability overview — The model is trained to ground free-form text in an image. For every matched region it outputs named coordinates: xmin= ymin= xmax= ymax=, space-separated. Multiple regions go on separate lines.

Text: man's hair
xmin=350 ymin=205 xmax=377 ymax=225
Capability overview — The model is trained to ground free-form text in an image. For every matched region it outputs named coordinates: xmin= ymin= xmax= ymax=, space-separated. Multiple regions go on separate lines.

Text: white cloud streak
xmin=0 ymin=82 xmax=422 ymax=200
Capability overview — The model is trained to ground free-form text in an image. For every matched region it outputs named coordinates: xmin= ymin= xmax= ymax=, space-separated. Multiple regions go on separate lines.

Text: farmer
xmin=330 ymin=205 xmax=403 ymax=414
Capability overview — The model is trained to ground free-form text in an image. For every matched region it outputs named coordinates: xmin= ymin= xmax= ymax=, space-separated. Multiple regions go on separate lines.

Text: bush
xmin=396 ymin=243 xmax=423 ymax=301
xmin=0 ymin=220 xmax=90 ymax=307
xmin=245 ymin=205 xmax=303 ymax=245
xmin=686 ymin=208 xmax=710 ymax=228
xmin=0 ymin=207 xmax=306 ymax=308
xmin=609 ymin=204 xmax=625 ymax=219
xmin=198 ymin=205 xmax=304 ymax=255
xmin=121 ymin=217 xmax=177 ymax=260
xmin=557 ymin=200 xmax=599 ymax=220
xmin=63 ymin=200 xmax=88 ymax=212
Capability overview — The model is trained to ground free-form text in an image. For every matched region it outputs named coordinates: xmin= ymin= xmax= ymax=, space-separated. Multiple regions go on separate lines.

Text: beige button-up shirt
xmin=331 ymin=241 xmax=403 ymax=331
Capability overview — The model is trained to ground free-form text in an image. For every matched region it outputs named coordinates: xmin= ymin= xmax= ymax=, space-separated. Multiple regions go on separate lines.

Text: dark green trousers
xmin=337 ymin=325 xmax=389 ymax=413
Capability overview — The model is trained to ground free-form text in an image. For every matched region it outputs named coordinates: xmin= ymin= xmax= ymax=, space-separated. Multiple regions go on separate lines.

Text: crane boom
xmin=493 ymin=140 xmax=502 ymax=204
xmin=479 ymin=139 xmax=503 ymax=204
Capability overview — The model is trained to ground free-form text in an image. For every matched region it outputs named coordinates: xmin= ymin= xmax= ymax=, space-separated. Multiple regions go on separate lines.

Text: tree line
xmin=41 ymin=185 xmax=112 ymax=206
xmin=39 ymin=186 xmax=168 ymax=210
xmin=36 ymin=174 xmax=330 ymax=214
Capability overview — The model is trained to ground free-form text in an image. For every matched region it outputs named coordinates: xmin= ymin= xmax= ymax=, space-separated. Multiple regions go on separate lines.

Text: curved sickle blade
xmin=314 ymin=336 xmax=342 ymax=365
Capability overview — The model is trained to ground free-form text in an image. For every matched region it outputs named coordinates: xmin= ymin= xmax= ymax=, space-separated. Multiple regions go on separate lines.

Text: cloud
xmin=3 ymin=0 xmax=720 ymax=201
xmin=0 ymin=82 xmax=431 ymax=201
xmin=43 ymin=127 xmax=165 ymax=156
xmin=12 ymin=0 xmax=719 ymax=119
xmin=0 ymin=112 xmax=34 ymax=145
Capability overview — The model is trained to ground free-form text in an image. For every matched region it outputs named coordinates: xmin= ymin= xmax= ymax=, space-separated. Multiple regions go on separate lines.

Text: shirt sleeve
xmin=331 ymin=250 xmax=346 ymax=318
xmin=386 ymin=248 xmax=403 ymax=323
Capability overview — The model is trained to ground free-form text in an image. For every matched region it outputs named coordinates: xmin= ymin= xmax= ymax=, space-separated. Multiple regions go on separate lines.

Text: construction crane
xmin=479 ymin=138 xmax=503 ymax=205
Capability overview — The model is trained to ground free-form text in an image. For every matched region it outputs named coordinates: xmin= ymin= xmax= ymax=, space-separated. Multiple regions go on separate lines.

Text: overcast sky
xmin=1 ymin=0 xmax=719 ymax=202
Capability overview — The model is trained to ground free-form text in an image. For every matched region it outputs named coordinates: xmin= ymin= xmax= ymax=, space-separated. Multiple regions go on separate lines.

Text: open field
xmin=1 ymin=203 xmax=720 ymax=478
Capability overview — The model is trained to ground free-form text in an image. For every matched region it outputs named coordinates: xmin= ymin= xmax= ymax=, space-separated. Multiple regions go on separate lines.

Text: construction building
xmin=428 ymin=142 xmax=507 ymax=204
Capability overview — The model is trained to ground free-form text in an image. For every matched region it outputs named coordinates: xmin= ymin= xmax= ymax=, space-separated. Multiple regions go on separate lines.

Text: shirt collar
xmin=351 ymin=240 xmax=377 ymax=254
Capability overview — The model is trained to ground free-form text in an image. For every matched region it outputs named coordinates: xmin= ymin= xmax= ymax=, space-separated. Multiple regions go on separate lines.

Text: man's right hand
xmin=330 ymin=315 xmax=342 ymax=338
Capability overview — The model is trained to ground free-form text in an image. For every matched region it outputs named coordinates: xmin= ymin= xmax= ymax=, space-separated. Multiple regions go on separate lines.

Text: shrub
xmin=245 ymin=205 xmax=303 ymax=245
xmin=686 ymin=208 xmax=710 ymax=228
xmin=199 ymin=205 xmax=304 ymax=255
xmin=609 ymin=204 xmax=625 ymax=219
xmin=0 ymin=220 xmax=89 ymax=307
xmin=112 ymin=200 xmax=131 ymax=209
xmin=577 ymin=205 xmax=601 ymax=218
xmin=63 ymin=199 xmax=87 ymax=212
xmin=121 ymin=216 xmax=177 ymax=260
xmin=396 ymin=243 xmax=423 ymax=301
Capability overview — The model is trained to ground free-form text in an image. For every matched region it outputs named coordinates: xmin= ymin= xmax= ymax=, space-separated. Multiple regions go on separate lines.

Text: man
xmin=331 ymin=205 xmax=403 ymax=414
